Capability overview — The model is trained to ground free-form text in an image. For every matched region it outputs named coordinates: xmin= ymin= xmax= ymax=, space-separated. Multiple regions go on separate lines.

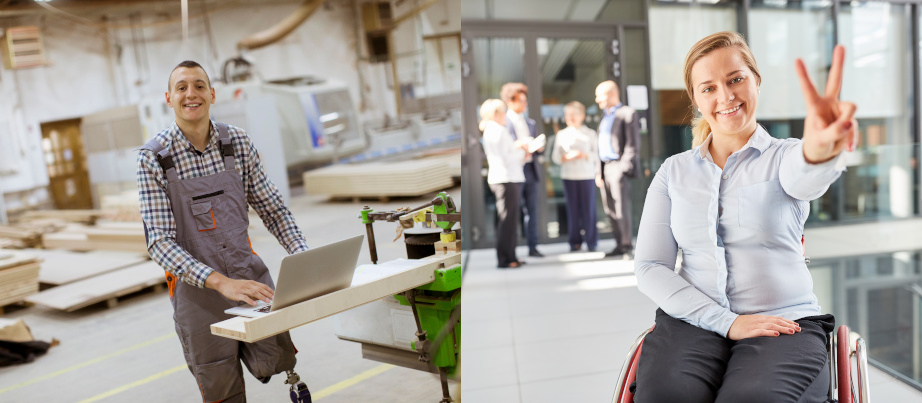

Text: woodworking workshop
xmin=0 ymin=1 xmax=461 ymax=402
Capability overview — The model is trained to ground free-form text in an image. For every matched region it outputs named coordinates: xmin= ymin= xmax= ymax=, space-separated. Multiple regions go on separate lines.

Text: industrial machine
xmin=335 ymin=191 xmax=461 ymax=403
xmin=214 ymin=77 xmax=368 ymax=175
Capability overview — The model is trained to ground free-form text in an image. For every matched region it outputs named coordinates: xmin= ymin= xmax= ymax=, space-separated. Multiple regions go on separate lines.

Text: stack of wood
xmin=42 ymin=221 xmax=146 ymax=253
xmin=20 ymin=209 xmax=104 ymax=225
xmin=0 ymin=250 xmax=40 ymax=311
xmin=27 ymin=260 xmax=164 ymax=312
xmin=100 ymin=190 xmax=142 ymax=222
xmin=302 ymin=159 xmax=455 ymax=201
xmin=0 ymin=225 xmax=43 ymax=248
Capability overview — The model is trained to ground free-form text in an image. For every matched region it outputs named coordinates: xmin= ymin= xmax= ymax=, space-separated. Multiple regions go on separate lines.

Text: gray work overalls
xmin=140 ymin=123 xmax=297 ymax=402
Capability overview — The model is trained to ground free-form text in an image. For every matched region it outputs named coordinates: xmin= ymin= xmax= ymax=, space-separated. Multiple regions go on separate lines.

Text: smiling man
xmin=137 ymin=61 xmax=309 ymax=402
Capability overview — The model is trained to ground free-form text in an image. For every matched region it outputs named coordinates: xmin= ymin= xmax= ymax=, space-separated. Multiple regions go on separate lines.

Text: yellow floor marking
xmin=313 ymin=364 xmax=396 ymax=400
xmin=0 ymin=332 xmax=176 ymax=395
xmin=76 ymin=364 xmax=188 ymax=403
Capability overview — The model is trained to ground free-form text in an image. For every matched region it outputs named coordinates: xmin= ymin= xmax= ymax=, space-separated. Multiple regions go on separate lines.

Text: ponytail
xmin=691 ymin=115 xmax=711 ymax=148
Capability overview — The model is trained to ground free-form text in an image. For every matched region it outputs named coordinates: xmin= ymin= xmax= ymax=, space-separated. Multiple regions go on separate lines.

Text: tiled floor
xmin=461 ymin=237 xmax=922 ymax=403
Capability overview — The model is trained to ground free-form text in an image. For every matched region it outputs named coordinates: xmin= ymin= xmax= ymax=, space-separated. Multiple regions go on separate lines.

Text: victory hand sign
xmin=795 ymin=45 xmax=859 ymax=164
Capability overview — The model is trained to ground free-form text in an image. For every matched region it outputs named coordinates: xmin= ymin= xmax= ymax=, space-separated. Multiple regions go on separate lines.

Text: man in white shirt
xmin=501 ymin=82 xmax=545 ymax=257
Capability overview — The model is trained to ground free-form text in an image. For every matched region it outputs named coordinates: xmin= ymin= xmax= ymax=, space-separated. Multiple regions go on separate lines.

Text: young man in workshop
xmin=136 ymin=61 xmax=308 ymax=402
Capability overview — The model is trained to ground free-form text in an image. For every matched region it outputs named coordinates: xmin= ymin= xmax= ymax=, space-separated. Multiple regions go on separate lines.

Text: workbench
xmin=210 ymin=252 xmax=461 ymax=343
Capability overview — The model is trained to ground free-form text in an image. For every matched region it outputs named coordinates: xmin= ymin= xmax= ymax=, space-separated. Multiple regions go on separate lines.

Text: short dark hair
xmin=168 ymin=60 xmax=211 ymax=91
xmin=500 ymin=82 xmax=528 ymax=104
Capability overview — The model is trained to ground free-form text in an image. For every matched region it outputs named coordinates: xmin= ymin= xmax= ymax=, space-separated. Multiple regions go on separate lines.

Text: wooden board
xmin=0 ymin=250 xmax=39 ymax=270
xmin=25 ymin=249 xmax=149 ymax=286
xmin=211 ymin=253 xmax=461 ymax=343
xmin=0 ymin=262 xmax=41 ymax=306
xmin=58 ymin=223 xmax=146 ymax=244
xmin=302 ymin=159 xmax=454 ymax=198
xmin=0 ymin=225 xmax=42 ymax=247
xmin=42 ymin=232 xmax=148 ymax=253
xmin=21 ymin=209 xmax=103 ymax=224
xmin=25 ymin=261 xmax=165 ymax=311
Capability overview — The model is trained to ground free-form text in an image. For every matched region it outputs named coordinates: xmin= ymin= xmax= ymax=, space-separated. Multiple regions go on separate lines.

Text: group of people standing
xmin=478 ymin=80 xmax=641 ymax=268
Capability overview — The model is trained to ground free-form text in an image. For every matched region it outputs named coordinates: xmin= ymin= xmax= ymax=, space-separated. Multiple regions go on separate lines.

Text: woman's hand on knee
xmin=727 ymin=314 xmax=801 ymax=340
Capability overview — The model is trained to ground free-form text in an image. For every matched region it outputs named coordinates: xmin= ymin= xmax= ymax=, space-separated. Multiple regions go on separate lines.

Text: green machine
xmin=358 ymin=192 xmax=461 ymax=403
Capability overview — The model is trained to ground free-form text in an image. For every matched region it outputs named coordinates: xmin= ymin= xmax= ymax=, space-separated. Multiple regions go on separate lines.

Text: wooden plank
xmin=25 ymin=261 xmax=165 ymax=311
xmin=42 ymin=232 xmax=147 ymax=253
xmin=0 ymin=262 xmax=41 ymax=283
xmin=0 ymin=262 xmax=40 ymax=306
xmin=0 ymin=250 xmax=39 ymax=270
xmin=211 ymin=253 xmax=461 ymax=343
xmin=302 ymin=159 xmax=455 ymax=198
xmin=21 ymin=209 xmax=103 ymax=223
xmin=27 ymin=249 xmax=148 ymax=286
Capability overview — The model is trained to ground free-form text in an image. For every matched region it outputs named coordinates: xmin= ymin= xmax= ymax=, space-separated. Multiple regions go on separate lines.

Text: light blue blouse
xmin=634 ymin=125 xmax=845 ymax=337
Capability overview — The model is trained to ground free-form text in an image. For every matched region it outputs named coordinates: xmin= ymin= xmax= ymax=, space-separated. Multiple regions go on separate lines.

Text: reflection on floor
xmin=461 ymin=240 xmax=922 ymax=402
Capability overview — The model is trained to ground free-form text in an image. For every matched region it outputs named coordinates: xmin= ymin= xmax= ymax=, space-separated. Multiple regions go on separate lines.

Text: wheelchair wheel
xmin=837 ymin=325 xmax=853 ymax=403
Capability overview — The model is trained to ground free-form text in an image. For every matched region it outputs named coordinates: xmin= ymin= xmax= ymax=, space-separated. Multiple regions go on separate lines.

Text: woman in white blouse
xmin=480 ymin=99 xmax=531 ymax=268
xmin=551 ymin=101 xmax=600 ymax=252
xmin=632 ymin=32 xmax=858 ymax=402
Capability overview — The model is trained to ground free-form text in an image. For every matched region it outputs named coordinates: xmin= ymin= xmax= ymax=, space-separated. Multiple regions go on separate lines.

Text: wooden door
xmin=41 ymin=119 xmax=93 ymax=209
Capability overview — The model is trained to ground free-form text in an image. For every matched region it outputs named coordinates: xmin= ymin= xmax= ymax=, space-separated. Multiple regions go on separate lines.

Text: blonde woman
xmin=551 ymin=101 xmax=600 ymax=252
xmin=633 ymin=32 xmax=858 ymax=402
xmin=480 ymin=99 xmax=531 ymax=268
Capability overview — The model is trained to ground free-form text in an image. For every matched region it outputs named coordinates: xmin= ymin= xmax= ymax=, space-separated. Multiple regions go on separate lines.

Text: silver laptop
xmin=224 ymin=234 xmax=364 ymax=318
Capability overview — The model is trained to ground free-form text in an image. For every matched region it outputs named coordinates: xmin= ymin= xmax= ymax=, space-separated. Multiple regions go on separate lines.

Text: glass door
xmin=462 ymin=21 xmax=642 ymax=249
xmin=536 ymin=37 xmax=612 ymax=241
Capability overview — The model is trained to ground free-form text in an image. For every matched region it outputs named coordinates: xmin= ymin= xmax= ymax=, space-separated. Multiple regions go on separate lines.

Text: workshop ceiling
xmin=0 ymin=0 xmax=307 ymax=20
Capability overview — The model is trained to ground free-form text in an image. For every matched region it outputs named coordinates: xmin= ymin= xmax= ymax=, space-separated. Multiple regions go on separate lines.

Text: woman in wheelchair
xmin=632 ymin=32 xmax=858 ymax=402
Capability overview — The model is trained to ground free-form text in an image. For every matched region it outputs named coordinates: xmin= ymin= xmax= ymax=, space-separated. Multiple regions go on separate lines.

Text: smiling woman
xmin=684 ymin=33 xmax=762 ymax=166
xmin=631 ymin=31 xmax=858 ymax=402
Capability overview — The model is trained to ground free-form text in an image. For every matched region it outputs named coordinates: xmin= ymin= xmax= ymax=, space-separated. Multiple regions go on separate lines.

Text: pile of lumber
xmin=27 ymin=260 xmax=164 ymax=312
xmin=0 ymin=225 xmax=43 ymax=248
xmin=25 ymin=249 xmax=149 ymax=287
xmin=42 ymin=222 xmax=146 ymax=253
xmin=0 ymin=250 xmax=40 ymax=310
xmin=302 ymin=159 xmax=454 ymax=200
xmin=20 ymin=209 xmax=103 ymax=225
xmin=100 ymin=190 xmax=142 ymax=222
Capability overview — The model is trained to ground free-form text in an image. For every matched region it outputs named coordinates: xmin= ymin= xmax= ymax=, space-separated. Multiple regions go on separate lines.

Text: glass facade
xmin=812 ymin=250 xmax=922 ymax=389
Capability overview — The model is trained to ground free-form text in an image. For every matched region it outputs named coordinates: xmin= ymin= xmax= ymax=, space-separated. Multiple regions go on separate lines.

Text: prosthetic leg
xmin=285 ymin=370 xmax=312 ymax=403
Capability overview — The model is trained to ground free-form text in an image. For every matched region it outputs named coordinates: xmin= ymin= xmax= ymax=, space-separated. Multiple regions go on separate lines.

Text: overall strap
xmin=214 ymin=122 xmax=235 ymax=172
xmin=138 ymin=138 xmax=179 ymax=183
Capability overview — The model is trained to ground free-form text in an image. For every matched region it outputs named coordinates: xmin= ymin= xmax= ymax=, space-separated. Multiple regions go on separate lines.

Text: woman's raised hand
xmin=795 ymin=45 xmax=859 ymax=164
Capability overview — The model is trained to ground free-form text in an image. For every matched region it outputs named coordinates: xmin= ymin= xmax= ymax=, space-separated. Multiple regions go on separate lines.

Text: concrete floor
xmin=461 ymin=229 xmax=922 ymax=403
xmin=0 ymin=187 xmax=460 ymax=403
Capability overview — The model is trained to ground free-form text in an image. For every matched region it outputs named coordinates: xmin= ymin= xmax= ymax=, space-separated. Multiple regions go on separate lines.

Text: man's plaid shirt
xmin=137 ymin=121 xmax=309 ymax=288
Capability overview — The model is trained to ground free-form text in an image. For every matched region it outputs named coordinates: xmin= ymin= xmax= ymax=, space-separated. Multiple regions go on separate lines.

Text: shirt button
xmin=722 ymin=174 xmax=729 ymax=180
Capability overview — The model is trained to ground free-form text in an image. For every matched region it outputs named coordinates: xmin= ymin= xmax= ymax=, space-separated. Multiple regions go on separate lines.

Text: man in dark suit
xmin=594 ymin=80 xmax=640 ymax=257
xmin=501 ymin=82 xmax=544 ymax=257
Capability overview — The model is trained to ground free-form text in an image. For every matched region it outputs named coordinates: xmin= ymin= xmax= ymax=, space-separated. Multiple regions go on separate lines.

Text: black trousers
xmin=521 ymin=162 xmax=541 ymax=251
xmin=600 ymin=162 xmax=633 ymax=249
xmin=634 ymin=309 xmax=835 ymax=403
xmin=562 ymin=179 xmax=597 ymax=250
xmin=491 ymin=182 xmax=523 ymax=267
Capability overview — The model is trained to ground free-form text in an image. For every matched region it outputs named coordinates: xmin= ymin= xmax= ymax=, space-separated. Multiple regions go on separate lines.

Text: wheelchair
xmin=610 ymin=324 xmax=871 ymax=403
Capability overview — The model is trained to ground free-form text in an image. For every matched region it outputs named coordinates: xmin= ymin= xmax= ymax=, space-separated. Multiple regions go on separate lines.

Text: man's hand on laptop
xmin=205 ymin=271 xmax=274 ymax=305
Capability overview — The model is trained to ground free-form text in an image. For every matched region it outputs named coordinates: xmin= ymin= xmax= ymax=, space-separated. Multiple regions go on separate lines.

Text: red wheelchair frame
xmin=611 ymin=324 xmax=871 ymax=402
